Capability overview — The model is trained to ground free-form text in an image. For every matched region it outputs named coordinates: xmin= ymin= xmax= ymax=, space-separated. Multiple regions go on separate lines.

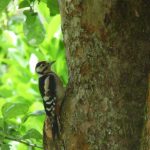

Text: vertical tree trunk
xmin=141 ymin=74 xmax=150 ymax=150
xmin=58 ymin=0 xmax=150 ymax=149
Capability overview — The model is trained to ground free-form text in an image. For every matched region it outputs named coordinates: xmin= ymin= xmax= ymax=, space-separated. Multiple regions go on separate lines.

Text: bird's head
xmin=35 ymin=61 xmax=55 ymax=75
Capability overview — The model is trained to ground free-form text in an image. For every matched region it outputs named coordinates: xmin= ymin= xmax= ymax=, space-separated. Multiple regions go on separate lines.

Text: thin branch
xmin=0 ymin=140 xmax=11 ymax=146
xmin=1 ymin=134 xmax=43 ymax=149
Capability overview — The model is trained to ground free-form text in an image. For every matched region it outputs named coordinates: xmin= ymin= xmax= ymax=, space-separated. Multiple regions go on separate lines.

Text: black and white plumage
xmin=35 ymin=61 xmax=65 ymax=140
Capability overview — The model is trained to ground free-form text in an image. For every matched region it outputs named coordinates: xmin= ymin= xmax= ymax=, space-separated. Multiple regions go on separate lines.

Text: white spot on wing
xmin=43 ymin=96 xmax=49 ymax=101
xmin=36 ymin=66 xmax=41 ymax=73
xmin=46 ymin=107 xmax=52 ymax=111
xmin=46 ymin=100 xmax=54 ymax=105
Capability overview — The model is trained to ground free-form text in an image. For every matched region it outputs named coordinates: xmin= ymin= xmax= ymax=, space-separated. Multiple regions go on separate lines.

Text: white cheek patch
xmin=36 ymin=67 xmax=41 ymax=72
xmin=36 ymin=65 xmax=45 ymax=73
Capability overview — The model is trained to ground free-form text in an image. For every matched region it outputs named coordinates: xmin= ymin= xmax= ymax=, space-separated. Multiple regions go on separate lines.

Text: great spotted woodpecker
xmin=35 ymin=61 xmax=65 ymax=140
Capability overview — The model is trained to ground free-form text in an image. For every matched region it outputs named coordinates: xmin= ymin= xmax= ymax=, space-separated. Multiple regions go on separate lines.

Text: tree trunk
xmin=141 ymin=74 xmax=150 ymax=150
xmin=45 ymin=0 xmax=150 ymax=149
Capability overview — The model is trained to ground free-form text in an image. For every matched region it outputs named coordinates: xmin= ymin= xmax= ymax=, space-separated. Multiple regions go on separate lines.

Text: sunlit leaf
xmin=14 ymin=96 xmax=30 ymax=104
xmin=0 ymin=86 xmax=12 ymax=98
xmin=2 ymin=102 xmax=29 ymax=119
xmin=47 ymin=15 xmax=61 ymax=39
xmin=22 ymin=110 xmax=44 ymax=123
xmin=23 ymin=10 xmax=46 ymax=46
xmin=22 ymin=128 xmax=42 ymax=140
xmin=17 ymin=143 xmax=28 ymax=150
xmin=0 ymin=29 xmax=2 ymax=35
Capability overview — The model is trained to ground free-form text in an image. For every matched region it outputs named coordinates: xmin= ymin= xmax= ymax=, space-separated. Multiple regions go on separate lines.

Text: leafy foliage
xmin=0 ymin=0 xmax=67 ymax=149
xmin=22 ymin=129 xmax=42 ymax=140
xmin=23 ymin=10 xmax=46 ymax=46
xmin=47 ymin=0 xmax=60 ymax=16
xmin=0 ymin=0 xmax=11 ymax=14
xmin=2 ymin=102 xmax=29 ymax=119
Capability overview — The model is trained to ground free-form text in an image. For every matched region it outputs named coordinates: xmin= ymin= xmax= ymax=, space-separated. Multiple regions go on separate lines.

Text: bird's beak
xmin=49 ymin=61 xmax=56 ymax=66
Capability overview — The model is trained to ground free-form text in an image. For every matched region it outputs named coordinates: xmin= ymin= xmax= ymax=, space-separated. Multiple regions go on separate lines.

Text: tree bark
xmin=54 ymin=0 xmax=150 ymax=149
xmin=141 ymin=74 xmax=150 ymax=150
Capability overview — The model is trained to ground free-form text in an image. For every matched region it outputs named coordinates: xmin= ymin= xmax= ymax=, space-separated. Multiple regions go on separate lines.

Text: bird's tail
xmin=51 ymin=115 xmax=60 ymax=140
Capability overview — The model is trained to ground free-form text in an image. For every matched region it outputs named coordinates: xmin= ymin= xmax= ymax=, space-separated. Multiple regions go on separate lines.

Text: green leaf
xmin=22 ymin=128 xmax=42 ymax=140
xmin=0 ymin=0 xmax=11 ymax=14
xmin=22 ymin=110 xmax=45 ymax=123
xmin=0 ymin=118 xmax=4 ymax=128
xmin=0 ymin=28 xmax=2 ymax=35
xmin=19 ymin=1 xmax=30 ymax=8
xmin=23 ymin=10 xmax=46 ymax=46
xmin=1 ymin=144 xmax=10 ymax=150
xmin=47 ymin=0 xmax=59 ymax=16
xmin=30 ymin=0 xmax=36 ymax=2
xmin=17 ymin=143 xmax=28 ymax=150
xmin=46 ymin=15 xmax=61 ymax=40
xmin=0 ymin=133 xmax=4 ymax=141
xmin=29 ymin=110 xmax=45 ymax=116
xmin=2 ymin=102 xmax=29 ymax=119
xmin=40 ymin=0 xmax=47 ymax=3
xmin=0 ymin=86 xmax=12 ymax=98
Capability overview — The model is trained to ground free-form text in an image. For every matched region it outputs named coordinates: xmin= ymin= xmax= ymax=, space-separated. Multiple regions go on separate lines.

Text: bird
xmin=35 ymin=60 xmax=65 ymax=141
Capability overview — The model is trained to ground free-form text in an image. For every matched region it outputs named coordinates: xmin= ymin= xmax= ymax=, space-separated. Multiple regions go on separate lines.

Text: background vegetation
xmin=0 ymin=0 xmax=67 ymax=149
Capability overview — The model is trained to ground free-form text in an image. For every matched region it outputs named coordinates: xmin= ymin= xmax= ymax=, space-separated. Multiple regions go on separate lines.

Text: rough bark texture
xmin=141 ymin=74 xmax=150 ymax=150
xmin=57 ymin=0 xmax=150 ymax=150
xmin=43 ymin=117 xmax=55 ymax=150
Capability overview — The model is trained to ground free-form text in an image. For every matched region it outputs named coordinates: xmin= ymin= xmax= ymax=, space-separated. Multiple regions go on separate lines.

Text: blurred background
xmin=0 ymin=0 xmax=68 ymax=149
